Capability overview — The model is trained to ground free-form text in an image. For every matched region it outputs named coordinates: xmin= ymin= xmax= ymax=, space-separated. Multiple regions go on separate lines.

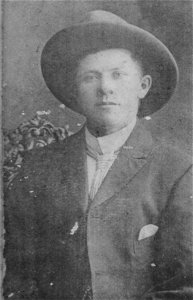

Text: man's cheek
xmin=81 ymin=87 xmax=96 ymax=97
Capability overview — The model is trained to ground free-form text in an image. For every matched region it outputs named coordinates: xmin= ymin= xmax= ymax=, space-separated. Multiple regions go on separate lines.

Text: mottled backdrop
xmin=2 ymin=0 xmax=192 ymax=153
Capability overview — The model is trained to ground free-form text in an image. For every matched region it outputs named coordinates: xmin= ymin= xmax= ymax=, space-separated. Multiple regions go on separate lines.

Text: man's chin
xmin=86 ymin=117 xmax=129 ymax=135
xmin=88 ymin=118 xmax=118 ymax=128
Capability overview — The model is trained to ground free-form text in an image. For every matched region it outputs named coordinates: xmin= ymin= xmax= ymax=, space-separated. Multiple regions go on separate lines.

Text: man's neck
xmin=85 ymin=118 xmax=137 ymax=155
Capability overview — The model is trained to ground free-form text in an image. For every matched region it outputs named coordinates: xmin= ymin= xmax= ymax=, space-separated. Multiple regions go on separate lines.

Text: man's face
xmin=76 ymin=48 xmax=151 ymax=135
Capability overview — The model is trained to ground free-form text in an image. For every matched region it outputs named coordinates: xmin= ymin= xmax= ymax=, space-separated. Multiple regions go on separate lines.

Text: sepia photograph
xmin=1 ymin=1 xmax=192 ymax=299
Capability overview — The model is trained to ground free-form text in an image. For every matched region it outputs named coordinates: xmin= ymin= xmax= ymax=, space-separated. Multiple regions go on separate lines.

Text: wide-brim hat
xmin=41 ymin=10 xmax=179 ymax=117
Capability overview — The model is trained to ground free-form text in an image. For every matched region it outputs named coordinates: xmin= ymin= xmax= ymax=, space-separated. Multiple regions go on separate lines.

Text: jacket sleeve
xmin=3 ymin=171 xmax=39 ymax=300
xmin=144 ymin=165 xmax=193 ymax=300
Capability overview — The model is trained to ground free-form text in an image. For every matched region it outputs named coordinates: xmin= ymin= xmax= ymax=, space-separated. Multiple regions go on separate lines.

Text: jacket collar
xmin=91 ymin=120 xmax=154 ymax=207
xmin=121 ymin=120 xmax=153 ymax=159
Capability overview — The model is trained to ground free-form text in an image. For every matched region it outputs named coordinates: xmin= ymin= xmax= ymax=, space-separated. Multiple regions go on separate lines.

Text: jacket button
xmin=150 ymin=263 xmax=156 ymax=267
xmin=8 ymin=293 xmax=14 ymax=298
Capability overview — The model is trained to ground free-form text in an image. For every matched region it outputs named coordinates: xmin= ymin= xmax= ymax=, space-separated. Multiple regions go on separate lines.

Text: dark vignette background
xmin=2 ymin=0 xmax=192 ymax=154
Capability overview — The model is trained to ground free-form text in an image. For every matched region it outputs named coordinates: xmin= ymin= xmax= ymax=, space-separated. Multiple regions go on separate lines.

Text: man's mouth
xmin=96 ymin=102 xmax=119 ymax=106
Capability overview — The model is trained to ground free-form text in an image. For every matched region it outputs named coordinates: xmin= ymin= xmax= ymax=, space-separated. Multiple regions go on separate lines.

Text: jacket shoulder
xmin=150 ymin=141 xmax=192 ymax=185
xmin=153 ymin=142 xmax=191 ymax=166
xmin=23 ymin=129 xmax=84 ymax=167
xmin=7 ymin=129 xmax=85 ymax=188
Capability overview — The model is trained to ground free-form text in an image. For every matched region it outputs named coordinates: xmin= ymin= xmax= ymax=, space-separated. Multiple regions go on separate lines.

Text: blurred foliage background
xmin=2 ymin=0 xmax=192 ymax=154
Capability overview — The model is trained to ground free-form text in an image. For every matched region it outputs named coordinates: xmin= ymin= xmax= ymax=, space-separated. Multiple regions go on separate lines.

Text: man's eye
xmin=83 ymin=74 xmax=97 ymax=82
xmin=112 ymin=71 xmax=121 ymax=79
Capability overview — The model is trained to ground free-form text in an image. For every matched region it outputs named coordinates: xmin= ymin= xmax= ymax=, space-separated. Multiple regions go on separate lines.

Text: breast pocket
xmin=133 ymin=235 xmax=155 ymax=266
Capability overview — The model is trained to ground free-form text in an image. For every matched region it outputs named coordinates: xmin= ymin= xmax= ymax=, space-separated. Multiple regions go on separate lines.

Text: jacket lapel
xmin=92 ymin=122 xmax=154 ymax=207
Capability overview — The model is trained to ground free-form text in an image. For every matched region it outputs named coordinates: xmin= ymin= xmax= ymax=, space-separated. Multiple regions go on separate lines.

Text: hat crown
xmin=79 ymin=10 xmax=128 ymax=26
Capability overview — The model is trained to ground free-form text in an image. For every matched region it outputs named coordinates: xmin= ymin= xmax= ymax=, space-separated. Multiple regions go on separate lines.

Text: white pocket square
xmin=138 ymin=224 xmax=159 ymax=241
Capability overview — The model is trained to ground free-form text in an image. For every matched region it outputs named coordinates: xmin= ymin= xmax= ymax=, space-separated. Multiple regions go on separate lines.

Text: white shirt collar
xmin=85 ymin=118 xmax=137 ymax=155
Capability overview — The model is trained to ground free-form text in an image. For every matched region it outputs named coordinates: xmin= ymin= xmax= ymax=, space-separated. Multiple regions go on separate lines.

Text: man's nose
xmin=97 ymin=75 xmax=114 ymax=96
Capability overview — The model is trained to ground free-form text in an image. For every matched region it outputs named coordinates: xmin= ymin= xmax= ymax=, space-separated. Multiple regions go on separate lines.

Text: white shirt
xmin=85 ymin=118 xmax=136 ymax=194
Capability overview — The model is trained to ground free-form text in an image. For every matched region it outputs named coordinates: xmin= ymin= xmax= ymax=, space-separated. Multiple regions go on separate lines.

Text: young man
xmin=4 ymin=10 xmax=192 ymax=300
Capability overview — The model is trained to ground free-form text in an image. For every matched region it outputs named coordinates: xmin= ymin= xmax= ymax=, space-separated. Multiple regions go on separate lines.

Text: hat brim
xmin=41 ymin=22 xmax=179 ymax=117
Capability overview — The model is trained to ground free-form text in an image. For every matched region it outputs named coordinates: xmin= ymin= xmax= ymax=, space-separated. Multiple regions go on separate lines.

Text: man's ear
xmin=138 ymin=75 xmax=152 ymax=99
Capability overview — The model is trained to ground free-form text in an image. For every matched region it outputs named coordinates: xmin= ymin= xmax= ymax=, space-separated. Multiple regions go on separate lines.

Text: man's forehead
xmin=77 ymin=48 xmax=138 ymax=72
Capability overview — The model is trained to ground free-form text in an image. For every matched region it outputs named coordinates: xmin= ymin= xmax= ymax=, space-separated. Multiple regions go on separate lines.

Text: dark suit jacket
xmin=4 ymin=122 xmax=193 ymax=300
